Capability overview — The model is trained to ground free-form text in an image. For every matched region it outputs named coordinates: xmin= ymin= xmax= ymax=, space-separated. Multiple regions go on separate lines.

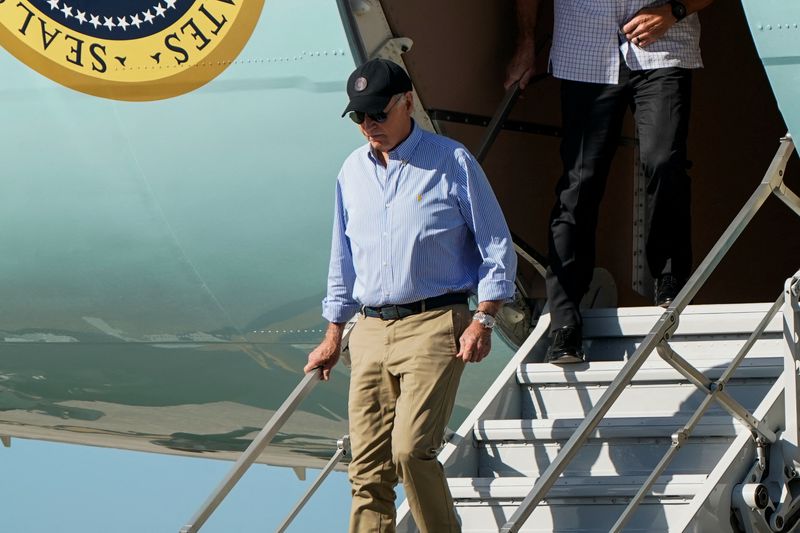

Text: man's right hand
xmin=304 ymin=340 xmax=340 ymax=381
xmin=505 ymin=38 xmax=536 ymax=90
xmin=304 ymin=322 xmax=345 ymax=381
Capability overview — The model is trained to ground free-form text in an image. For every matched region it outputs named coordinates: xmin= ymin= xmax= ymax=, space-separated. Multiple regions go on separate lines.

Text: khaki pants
xmin=347 ymin=304 xmax=471 ymax=533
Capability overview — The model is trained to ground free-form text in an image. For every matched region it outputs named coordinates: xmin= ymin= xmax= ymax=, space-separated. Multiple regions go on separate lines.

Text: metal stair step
xmin=520 ymin=381 xmax=774 ymax=420
xmin=578 ymin=304 xmax=782 ymax=338
xmin=578 ymin=336 xmax=784 ymax=362
xmin=475 ymin=416 xmax=740 ymax=478
xmin=518 ymin=359 xmax=780 ymax=419
xmin=478 ymin=437 xmax=732 ymax=478
xmin=475 ymin=415 xmax=744 ymax=441
xmin=453 ymin=503 xmax=690 ymax=533
xmin=517 ymin=357 xmax=784 ymax=385
xmin=449 ymin=474 xmax=706 ymax=500
xmin=449 ymin=476 xmax=703 ymax=532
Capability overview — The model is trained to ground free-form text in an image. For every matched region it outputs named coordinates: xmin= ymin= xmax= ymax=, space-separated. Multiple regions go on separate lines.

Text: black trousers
xmin=546 ymin=65 xmax=693 ymax=330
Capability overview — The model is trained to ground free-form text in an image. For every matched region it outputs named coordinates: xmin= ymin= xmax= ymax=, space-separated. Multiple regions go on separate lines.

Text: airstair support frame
xmin=499 ymin=135 xmax=798 ymax=533
xmin=724 ymin=272 xmax=800 ymax=533
xmin=610 ymin=293 xmax=786 ymax=533
xmin=783 ymin=274 xmax=800 ymax=452
xmin=656 ymin=341 xmax=777 ymax=443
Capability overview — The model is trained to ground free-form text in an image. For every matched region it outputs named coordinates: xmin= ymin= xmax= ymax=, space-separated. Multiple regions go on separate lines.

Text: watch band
xmin=669 ymin=0 xmax=687 ymax=21
xmin=473 ymin=311 xmax=496 ymax=329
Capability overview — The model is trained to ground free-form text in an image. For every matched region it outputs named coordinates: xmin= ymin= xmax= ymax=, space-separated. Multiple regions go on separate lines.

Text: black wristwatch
xmin=669 ymin=0 xmax=687 ymax=22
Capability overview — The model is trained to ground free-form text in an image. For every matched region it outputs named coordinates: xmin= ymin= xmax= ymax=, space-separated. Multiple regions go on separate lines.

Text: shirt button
xmin=382 ymin=232 xmax=388 ymax=237
xmin=385 ymin=203 xmax=390 ymax=208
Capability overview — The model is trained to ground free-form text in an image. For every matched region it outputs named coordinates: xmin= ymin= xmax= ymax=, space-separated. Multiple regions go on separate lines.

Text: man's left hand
xmin=623 ymin=5 xmax=675 ymax=48
xmin=457 ymin=321 xmax=492 ymax=363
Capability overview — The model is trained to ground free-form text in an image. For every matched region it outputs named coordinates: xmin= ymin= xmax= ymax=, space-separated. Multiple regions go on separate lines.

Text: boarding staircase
xmin=178 ymin=128 xmax=799 ymax=533
xmin=396 ymin=302 xmax=793 ymax=532
xmin=394 ymin=134 xmax=800 ymax=532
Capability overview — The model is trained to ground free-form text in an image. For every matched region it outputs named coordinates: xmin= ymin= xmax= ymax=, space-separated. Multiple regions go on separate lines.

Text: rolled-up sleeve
xmin=321 ymin=175 xmax=361 ymax=323
xmin=455 ymin=150 xmax=517 ymax=302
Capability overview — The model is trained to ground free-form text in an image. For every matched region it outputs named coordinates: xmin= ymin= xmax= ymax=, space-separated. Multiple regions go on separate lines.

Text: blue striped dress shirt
xmin=322 ymin=123 xmax=517 ymax=324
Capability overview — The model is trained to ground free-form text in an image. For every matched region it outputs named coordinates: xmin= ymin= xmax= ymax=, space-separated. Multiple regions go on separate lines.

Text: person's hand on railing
xmin=304 ymin=322 xmax=344 ymax=381
xmin=505 ymin=37 xmax=536 ymax=91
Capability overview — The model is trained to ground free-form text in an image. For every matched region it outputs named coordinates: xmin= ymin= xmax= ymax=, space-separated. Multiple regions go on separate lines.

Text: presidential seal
xmin=0 ymin=0 xmax=264 ymax=100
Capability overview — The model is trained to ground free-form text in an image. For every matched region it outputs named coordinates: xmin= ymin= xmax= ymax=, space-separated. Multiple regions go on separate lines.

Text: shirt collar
xmin=365 ymin=120 xmax=423 ymax=164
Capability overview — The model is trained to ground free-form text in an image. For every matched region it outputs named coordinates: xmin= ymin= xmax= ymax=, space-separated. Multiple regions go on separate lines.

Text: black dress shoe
xmin=546 ymin=326 xmax=585 ymax=364
xmin=655 ymin=275 xmax=684 ymax=308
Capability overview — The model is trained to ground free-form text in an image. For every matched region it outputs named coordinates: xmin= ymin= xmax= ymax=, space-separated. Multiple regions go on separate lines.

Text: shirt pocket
xmin=407 ymin=174 xmax=462 ymax=237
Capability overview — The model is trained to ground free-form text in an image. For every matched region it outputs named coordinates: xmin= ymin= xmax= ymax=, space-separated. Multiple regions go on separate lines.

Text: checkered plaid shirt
xmin=550 ymin=1 xmax=703 ymax=84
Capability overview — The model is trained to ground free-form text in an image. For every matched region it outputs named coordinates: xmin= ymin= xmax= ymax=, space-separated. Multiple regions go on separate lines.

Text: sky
xmin=0 ymin=1 xmax=362 ymax=532
xmin=0 ymin=438 xmax=352 ymax=532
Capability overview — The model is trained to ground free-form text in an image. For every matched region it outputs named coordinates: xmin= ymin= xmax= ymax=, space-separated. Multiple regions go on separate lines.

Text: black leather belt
xmin=362 ymin=293 xmax=468 ymax=320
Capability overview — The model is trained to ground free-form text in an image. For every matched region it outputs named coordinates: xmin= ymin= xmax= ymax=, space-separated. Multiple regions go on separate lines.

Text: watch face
xmin=474 ymin=312 xmax=496 ymax=328
xmin=672 ymin=1 xmax=687 ymax=19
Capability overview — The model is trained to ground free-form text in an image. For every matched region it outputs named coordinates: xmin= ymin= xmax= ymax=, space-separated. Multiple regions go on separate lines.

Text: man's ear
xmin=405 ymin=91 xmax=414 ymax=113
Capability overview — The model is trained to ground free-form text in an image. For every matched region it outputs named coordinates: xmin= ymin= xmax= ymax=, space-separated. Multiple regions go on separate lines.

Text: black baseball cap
xmin=341 ymin=59 xmax=413 ymax=117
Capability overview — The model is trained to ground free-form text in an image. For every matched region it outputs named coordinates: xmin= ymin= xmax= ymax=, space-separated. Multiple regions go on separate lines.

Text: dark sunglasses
xmin=349 ymin=94 xmax=404 ymax=125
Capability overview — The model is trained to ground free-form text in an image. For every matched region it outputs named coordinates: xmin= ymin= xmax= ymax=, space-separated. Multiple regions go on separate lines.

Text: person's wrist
xmin=515 ymin=35 xmax=535 ymax=50
xmin=473 ymin=310 xmax=496 ymax=329
xmin=666 ymin=1 xmax=686 ymax=22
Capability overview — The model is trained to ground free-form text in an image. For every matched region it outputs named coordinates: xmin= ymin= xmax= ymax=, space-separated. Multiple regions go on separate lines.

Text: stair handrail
xmin=180 ymin=320 xmax=357 ymax=533
xmin=179 ymin=370 xmax=321 ymax=533
xmin=501 ymin=134 xmax=799 ymax=532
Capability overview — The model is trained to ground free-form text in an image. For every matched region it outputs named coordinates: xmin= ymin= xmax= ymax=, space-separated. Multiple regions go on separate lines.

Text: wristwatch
xmin=669 ymin=0 xmax=687 ymax=22
xmin=473 ymin=311 xmax=496 ymax=329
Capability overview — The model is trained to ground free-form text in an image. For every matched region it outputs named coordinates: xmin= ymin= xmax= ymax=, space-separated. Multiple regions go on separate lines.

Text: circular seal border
xmin=0 ymin=0 xmax=265 ymax=101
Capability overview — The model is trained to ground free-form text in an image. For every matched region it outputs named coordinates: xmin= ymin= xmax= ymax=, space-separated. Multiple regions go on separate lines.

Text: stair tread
xmin=475 ymin=414 xmax=744 ymax=441
xmin=577 ymin=303 xmax=782 ymax=337
xmin=517 ymin=357 xmax=784 ymax=385
xmin=449 ymin=474 xmax=706 ymax=500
